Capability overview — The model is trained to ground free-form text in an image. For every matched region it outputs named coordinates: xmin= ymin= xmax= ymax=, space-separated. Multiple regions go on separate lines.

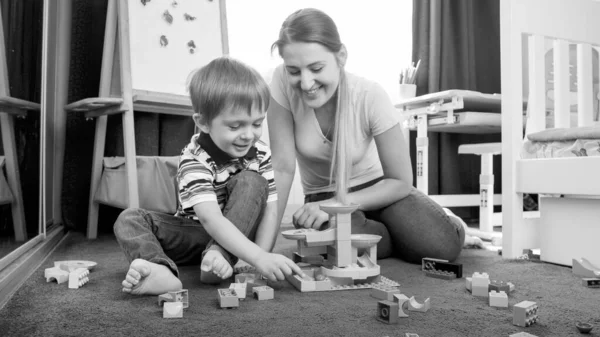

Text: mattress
xmin=521 ymin=126 xmax=600 ymax=158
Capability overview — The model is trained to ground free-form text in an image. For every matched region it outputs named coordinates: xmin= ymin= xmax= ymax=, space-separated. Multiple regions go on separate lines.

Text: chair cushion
xmin=94 ymin=156 xmax=179 ymax=214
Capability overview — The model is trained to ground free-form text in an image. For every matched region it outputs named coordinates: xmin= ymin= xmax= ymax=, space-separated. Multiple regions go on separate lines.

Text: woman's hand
xmin=292 ymin=202 xmax=330 ymax=230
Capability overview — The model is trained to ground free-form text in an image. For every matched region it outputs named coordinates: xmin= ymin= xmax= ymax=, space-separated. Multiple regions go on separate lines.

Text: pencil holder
xmin=398 ymin=84 xmax=417 ymax=101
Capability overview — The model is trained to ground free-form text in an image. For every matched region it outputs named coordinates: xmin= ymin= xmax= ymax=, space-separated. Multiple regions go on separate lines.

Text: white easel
xmin=64 ymin=0 xmax=228 ymax=239
xmin=0 ymin=5 xmax=41 ymax=242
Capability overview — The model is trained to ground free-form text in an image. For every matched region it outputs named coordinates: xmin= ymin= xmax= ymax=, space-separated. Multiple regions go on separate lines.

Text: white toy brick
xmin=218 ymin=288 xmax=239 ymax=308
xmin=513 ymin=300 xmax=539 ymax=327
xmin=229 ymin=283 xmax=247 ymax=299
xmin=163 ymin=302 xmax=183 ymax=318
xmin=68 ymin=268 xmax=90 ymax=289
xmin=407 ymin=297 xmax=430 ymax=313
xmin=465 ymin=277 xmax=472 ymax=292
xmin=471 ymin=272 xmax=490 ymax=297
xmin=44 ymin=267 xmax=69 ymax=284
xmin=252 ymin=285 xmax=274 ymax=300
xmin=489 ymin=290 xmax=508 ymax=308
xmin=392 ymin=294 xmax=410 ymax=317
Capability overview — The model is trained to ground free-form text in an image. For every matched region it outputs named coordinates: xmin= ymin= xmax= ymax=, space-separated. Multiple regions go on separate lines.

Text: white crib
xmin=501 ymin=0 xmax=600 ymax=267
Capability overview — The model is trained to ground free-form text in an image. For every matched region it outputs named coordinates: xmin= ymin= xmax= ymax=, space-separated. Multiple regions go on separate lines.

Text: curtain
xmin=63 ymin=0 xmax=196 ymax=233
xmin=411 ymin=0 xmax=501 ymax=221
xmin=0 ymin=0 xmax=42 ymax=236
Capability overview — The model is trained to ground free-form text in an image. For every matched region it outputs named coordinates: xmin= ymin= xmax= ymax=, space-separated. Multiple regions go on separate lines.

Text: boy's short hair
xmin=188 ymin=57 xmax=270 ymax=124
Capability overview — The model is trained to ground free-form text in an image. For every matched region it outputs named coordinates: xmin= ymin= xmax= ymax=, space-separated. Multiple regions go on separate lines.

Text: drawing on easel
xmin=129 ymin=0 xmax=224 ymax=95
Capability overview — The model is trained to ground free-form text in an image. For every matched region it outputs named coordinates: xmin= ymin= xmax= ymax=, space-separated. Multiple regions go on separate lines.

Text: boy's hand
xmin=253 ymin=252 xmax=307 ymax=282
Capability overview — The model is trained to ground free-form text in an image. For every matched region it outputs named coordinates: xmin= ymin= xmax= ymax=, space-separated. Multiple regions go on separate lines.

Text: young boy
xmin=113 ymin=57 xmax=304 ymax=295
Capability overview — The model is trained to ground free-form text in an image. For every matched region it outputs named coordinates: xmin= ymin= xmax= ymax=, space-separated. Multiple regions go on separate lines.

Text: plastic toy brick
xmin=158 ymin=289 xmax=189 ymax=308
xmin=377 ymin=300 xmax=399 ymax=324
xmin=582 ymin=278 xmax=600 ymax=288
xmin=489 ymin=280 xmax=510 ymax=293
xmin=407 ymin=297 xmax=430 ymax=313
xmin=252 ymin=286 xmax=274 ymax=300
xmin=513 ymin=300 xmax=538 ymax=327
xmin=44 ymin=267 xmax=69 ymax=284
xmin=509 ymin=332 xmax=538 ymax=337
xmin=68 ymin=268 xmax=90 ymax=289
xmin=370 ymin=285 xmax=401 ymax=301
xmin=405 ymin=334 xmax=420 ymax=337
xmin=229 ymin=283 xmax=247 ymax=299
xmin=465 ymin=277 xmax=472 ymax=292
xmin=218 ymin=289 xmax=239 ymax=309
xmin=163 ymin=302 xmax=183 ymax=318
xmin=489 ymin=290 xmax=508 ymax=308
xmin=425 ymin=270 xmax=456 ymax=280
xmin=522 ymin=249 xmax=540 ymax=260
xmin=392 ymin=294 xmax=410 ymax=317
xmin=471 ymin=272 xmax=490 ymax=297
xmin=422 ymin=257 xmax=462 ymax=278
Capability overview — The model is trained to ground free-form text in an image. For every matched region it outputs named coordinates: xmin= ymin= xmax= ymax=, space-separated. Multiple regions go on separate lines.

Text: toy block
xmin=252 ymin=286 xmax=274 ymax=300
xmin=218 ymin=289 xmax=239 ymax=308
xmin=44 ymin=267 xmax=69 ymax=284
xmin=509 ymin=333 xmax=538 ymax=337
xmin=489 ymin=290 xmax=508 ymax=308
xmin=229 ymin=283 xmax=247 ymax=299
xmin=376 ymin=300 xmax=399 ymax=324
xmin=489 ymin=280 xmax=510 ymax=293
xmin=513 ymin=300 xmax=538 ymax=327
xmin=68 ymin=268 xmax=90 ymax=289
xmin=522 ymin=248 xmax=540 ymax=260
xmin=405 ymin=334 xmax=420 ymax=337
xmin=471 ymin=272 xmax=490 ymax=297
xmin=582 ymin=278 xmax=600 ymax=288
xmin=234 ymin=272 xmax=262 ymax=284
xmin=465 ymin=277 xmax=472 ymax=292
xmin=425 ymin=270 xmax=456 ymax=280
xmin=407 ymin=297 xmax=430 ymax=313
xmin=392 ymin=294 xmax=410 ymax=317
xmin=575 ymin=321 xmax=594 ymax=334
xmin=162 ymin=302 xmax=183 ymax=318
xmin=572 ymin=258 xmax=600 ymax=278
xmin=370 ymin=285 xmax=401 ymax=301
xmin=158 ymin=289 xmax=189 ymax=308
xmin=422 ymin=257 xmax=462 ymax=278
xmin=508 ymin=282 xmax=515 ymax=292
xmin=54 ymin=260 xmax=96 ymax=273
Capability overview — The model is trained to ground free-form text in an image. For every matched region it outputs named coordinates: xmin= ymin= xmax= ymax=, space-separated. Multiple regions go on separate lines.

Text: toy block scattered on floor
xmin=425 ymin=270 xmax=456 ymax=280
xmin=522 ymin=249 xmax=540 ymax=260
xmin=509 ymin=332 xmax=538 ymax=337
xmin=163 ymin=302 xmax=183 ymax=318
xmin=489 ymin=290 xmax=508 ymax=308
xmin=158 ymin=289 xmax=189 ymax=308
xmin=513 ymin=300 xmax=539 ymax=327
xmin=252 ymin=286 xmax=274 ymax=300
xmin=405 ymin=334 xmax=420 ymax=337
xmin=235 ymin=272 xmax=267 ymax=296
xmin=44 ymin=267 xmax=70 ymax=284
xmin=489 ymin=280 xmax=510 ymax=293
xmin=573 ymin=258 xmax=600 ymax=278
xmin=407 ymin=297 xmax=430 ymax=313
xmin=68 ymin=268 xmax=90 ymax=289
xmin=582 ymin=278 xmax=600 ymax=288
xmin=466 ymin=277 xmax=472 ymax=292
xmin=471 ymin=272 xmax=490 ymax=297
xmin=422 ymin=257 xmax=463 ymax=278
xmin=370 ymin=284 xmax=400 ymax=301
xmin=229 ymin=283 xmax=247 ymax=299
xmin=376 ymin=300 xmax=399 ymax=324
xmin=392 ymin=294 xmax=410 ymax=317
xmin=218 ymin=289 xmax=239 ymax=309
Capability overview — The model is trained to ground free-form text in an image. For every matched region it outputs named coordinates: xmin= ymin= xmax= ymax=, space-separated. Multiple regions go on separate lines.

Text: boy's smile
xmin=196 ymin=106 xmax=266 ymax=158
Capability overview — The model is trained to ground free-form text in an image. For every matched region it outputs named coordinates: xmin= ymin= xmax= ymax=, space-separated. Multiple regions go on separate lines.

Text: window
xmin=226 ymin=0 xmax=413 ymax=103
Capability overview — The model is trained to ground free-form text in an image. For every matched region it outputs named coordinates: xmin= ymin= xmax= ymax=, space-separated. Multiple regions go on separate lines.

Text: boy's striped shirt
xmin=175 ymin=132 xmax=277 ymax=220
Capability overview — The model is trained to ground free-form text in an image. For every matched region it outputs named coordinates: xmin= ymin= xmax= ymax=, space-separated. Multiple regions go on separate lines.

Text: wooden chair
xmin=0 ymin=6 xmax=41 ymax=242
xmin=64 ymin=0 xmax=227 ymax=239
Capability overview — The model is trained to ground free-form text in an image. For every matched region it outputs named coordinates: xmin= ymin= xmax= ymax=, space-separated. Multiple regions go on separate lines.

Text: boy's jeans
xmin=113 ymin=171 xmax=268 ymax=277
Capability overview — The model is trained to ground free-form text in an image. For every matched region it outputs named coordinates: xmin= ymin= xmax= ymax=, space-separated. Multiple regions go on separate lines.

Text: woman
xmin=267 ymin=8 xmax=465 ymax=263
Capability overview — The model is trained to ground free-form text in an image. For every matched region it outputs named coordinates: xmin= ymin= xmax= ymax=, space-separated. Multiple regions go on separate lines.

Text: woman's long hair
xmin=272 ymin=8 xmax=351 ymax=203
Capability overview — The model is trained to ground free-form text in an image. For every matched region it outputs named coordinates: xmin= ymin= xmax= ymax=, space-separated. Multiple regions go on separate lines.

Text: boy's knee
xmin=229 ymin=171 xmax=268 ymax=194
xmin=113 ymin=208 xmax=146 ymax=234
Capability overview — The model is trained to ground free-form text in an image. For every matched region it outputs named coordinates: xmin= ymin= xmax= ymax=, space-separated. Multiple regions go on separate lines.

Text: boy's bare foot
xmin=200 ymin=250 xmax=233 ymax=285
xmin=121 ymin=259 xmax=182 ymax=295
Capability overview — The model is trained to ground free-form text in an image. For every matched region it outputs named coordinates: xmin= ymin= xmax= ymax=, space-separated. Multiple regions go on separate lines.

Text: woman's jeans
xmin=113 ymin=171 xmax=268 ymax=277
xmin=305 ymin=181 xmax=465 ymax=263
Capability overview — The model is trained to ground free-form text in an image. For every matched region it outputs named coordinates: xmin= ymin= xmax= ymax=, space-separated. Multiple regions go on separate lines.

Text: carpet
xmin=0 ymin=230 xmax=597 ymax=337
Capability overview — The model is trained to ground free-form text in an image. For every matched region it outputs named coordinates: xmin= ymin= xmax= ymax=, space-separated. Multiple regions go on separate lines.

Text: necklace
xmin=323 ymin=122 xmax=334 ymax=143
